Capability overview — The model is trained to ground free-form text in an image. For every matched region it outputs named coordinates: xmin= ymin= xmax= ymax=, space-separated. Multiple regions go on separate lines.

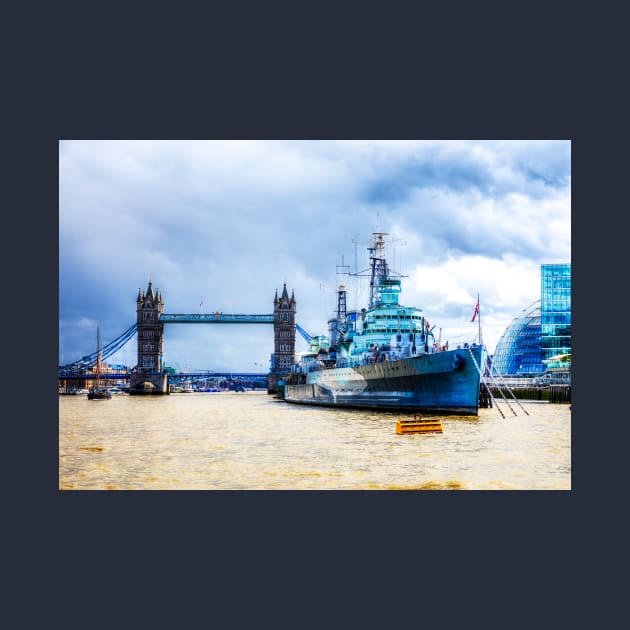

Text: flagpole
xmin=477 ymin=293 xmax=482 ymax=347
xmin=471 ymin=295 xmax=481 ymax=345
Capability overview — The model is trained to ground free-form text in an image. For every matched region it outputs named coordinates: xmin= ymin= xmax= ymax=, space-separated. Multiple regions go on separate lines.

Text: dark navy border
xmin=8 ymin=2 xmax=608 ymax=626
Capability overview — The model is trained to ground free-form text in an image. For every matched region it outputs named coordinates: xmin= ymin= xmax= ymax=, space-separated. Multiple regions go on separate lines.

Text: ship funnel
xmin=328 ymin=318 xmax=339 ymax=345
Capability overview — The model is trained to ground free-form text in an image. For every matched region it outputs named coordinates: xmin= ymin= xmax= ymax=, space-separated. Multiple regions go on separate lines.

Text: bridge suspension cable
xmin=295 ymin=323 xmax=312 ymax=344
xmin=59 ymin=324 xmax=137 ymax=374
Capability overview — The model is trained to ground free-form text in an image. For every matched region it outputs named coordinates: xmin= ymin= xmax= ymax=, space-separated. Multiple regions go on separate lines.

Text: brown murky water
xmin=59 ymin=391 xmax=571 ymax=490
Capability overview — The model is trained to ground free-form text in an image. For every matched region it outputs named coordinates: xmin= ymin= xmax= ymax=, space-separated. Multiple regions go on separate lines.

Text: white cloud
xmin=402 ymin=254 xmax=542 ymax=352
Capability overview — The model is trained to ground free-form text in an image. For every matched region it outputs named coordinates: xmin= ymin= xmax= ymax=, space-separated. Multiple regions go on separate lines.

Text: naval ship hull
xmin=283 ymin=346 xmax=483 ymax=416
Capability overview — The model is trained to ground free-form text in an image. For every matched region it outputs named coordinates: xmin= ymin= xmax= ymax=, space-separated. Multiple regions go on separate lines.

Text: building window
xmin=143 ymin=343 xmax=155 ymax=352
xmin=142 ymin=330 xmax=154 ymax=338
xmin=144 ymin=312 xmax=154 ymax=321
xmin=142 ymin=356 xmax=154 ymax=367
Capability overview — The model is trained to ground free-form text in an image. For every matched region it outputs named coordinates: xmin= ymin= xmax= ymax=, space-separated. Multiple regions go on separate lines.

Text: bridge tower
xmin=268 ymin=283 xmax=296 ymax=393
xmin=129 ymin=280 xmax=169 ymax=394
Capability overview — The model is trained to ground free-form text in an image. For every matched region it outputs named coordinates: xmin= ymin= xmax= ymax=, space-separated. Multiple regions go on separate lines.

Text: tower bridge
xmin=59 ymin=281 xmax=296 ymax=395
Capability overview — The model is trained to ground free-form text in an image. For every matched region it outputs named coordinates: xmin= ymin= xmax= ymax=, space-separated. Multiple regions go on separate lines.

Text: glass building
xmin=541 ymin=263 xmax=571 ymax=364
xmin=491 ymin=263 xmax=571 ymax=377
xmin=491 ymin=300 xmax=545 ymax=376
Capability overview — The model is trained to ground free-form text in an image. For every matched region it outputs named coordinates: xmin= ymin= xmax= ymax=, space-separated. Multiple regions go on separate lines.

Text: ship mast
xmin=367 ymin=232 xmax=389 ymax=308
xmin=336 ymin=255 xmax=349 ymax=323
xmin=95 ymin=326 xmax=102 ymax=391
xmin=350 ymin=231 xmax=407 ymax=309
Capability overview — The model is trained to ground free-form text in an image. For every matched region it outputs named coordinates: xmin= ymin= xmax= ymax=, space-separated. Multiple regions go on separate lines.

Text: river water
xmin=59 ymin=391 xmax=571 ymax=490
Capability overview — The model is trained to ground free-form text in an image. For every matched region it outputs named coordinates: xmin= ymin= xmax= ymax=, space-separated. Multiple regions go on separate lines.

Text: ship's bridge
xmin=364 ymin=305 xmax=425 ymax=334
xmin=376 ymin=278 xmax=401 ymax=305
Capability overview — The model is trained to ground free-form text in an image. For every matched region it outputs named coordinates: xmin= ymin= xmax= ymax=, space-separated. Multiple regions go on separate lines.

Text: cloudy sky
xmin=59 ymin=140 xmax=571 ymax=372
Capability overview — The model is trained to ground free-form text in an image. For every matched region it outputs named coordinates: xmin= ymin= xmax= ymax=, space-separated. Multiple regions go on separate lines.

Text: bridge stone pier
xmin=129 ymin=281 xmax=169 ymax=394
xmin=268 ymin=283 xmax=296 ymax=394
xmin=128 ymin=280 xmax=296 ymax=395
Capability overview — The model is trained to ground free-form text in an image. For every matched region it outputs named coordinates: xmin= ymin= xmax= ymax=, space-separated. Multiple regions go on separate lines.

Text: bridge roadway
xmin=160 ymin=313 xmax=274 ymax=323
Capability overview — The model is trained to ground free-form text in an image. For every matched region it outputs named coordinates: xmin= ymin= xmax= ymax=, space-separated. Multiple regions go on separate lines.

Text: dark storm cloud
xmin=363 ymin=140 xmax=570 ymax=206
xmin=363 ymin=154 xmax=493 ymax=204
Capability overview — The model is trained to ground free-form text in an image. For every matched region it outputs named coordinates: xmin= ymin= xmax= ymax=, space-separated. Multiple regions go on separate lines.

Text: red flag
xmin=471 ymin=300 xmax=479 ymax=322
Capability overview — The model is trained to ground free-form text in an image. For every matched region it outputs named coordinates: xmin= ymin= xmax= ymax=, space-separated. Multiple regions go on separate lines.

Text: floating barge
xmin=396 ymin=416 xmax=443 ymax=434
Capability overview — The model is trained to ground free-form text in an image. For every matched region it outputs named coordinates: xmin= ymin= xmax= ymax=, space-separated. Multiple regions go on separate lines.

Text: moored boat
xmin=88 ymin=389 xmax=112 ymax=400
xmin=282 ymin=232 xmax=484 ymax=415
xmin=87 ymin=327 xmax=112 ymax=400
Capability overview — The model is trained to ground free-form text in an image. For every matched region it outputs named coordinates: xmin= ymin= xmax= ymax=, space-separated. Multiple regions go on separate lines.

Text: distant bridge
xmin=60 ymin=372 xmax=269 ymax=381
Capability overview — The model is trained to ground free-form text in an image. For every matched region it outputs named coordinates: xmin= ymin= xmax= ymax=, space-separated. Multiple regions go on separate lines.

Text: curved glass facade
xmin=491 ymin=300 xmax=545 ymax=376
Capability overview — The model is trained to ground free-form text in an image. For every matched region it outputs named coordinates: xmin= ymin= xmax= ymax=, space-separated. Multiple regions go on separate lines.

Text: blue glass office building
xmin=492 ymin=263 xmax=571 ymax=376
xmin=541 ymin=263 xmax=571 ymax=363
xmin=491 ymin=300 xmax=544 ymax=375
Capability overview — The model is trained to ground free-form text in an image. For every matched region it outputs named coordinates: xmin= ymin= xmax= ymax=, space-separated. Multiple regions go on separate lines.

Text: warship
xmin=281 ymin=232 xmax=484 ymax=415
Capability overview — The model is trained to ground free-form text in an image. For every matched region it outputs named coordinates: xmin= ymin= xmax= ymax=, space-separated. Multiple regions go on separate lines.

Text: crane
xmin=295 ymin=323 xmax=312 ymax=344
